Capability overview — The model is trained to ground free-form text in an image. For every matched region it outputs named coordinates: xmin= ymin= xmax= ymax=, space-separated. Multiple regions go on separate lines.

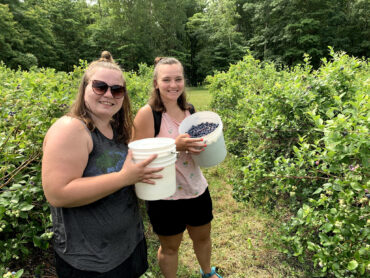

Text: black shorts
xmin=54 ymin=239 xmax=148 ymax=278
xmin=146 ymin=187 xmax=213 ymax=236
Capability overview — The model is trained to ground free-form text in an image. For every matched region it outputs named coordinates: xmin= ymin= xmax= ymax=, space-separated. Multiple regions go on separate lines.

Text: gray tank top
xmin=51 ymin=127 xmax=144 ymax=272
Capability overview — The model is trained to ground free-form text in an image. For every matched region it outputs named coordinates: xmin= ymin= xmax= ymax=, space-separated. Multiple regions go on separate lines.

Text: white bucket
xmin=128 ymin=137 xmax=177 ymax=200
xmin=179 ymin=111 xmax=227 ymax=167
xmin=132 ymin=146 xmax=176 ymax=160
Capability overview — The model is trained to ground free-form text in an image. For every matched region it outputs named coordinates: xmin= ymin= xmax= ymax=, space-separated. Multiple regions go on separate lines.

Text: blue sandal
xmin=200 ymin=266 xmax=223 ymax=278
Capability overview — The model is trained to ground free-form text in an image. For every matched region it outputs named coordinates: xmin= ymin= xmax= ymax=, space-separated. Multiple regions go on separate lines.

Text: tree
xmin=187 ymin=0 xmax=246 ymax=83
xmin=347 ymin=0 xmax=370 ymax=58
xmin=89 ymin=0 xmax=191 ymax=71
xmin=38 ymin=0 xmax=92 ymax=71
xmin=0 ymin=4 xmax=19 ymax=61
xmin=0 ymin=3 xmax=34 ymax=69
xmin=242 ymin=0 xmax=369 ymax=68
xmin=15 ymin=3 xmax=59 ymax=68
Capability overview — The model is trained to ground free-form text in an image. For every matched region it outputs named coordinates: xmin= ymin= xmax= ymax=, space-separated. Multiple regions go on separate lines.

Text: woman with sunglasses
xmin=42 ymin=51 xmax=163 ymax=278
xmin=133 ymin=57 xmax=222 ymax=278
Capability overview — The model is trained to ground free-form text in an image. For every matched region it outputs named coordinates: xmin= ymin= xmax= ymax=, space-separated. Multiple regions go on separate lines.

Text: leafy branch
xmin=0 ymin=125 xmax=20 ymax=154
xmin=0 ymin=151 xmax=41 ymax=189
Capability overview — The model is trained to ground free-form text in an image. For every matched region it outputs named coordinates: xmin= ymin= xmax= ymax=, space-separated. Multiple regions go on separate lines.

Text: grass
xmin=141 ymin=88 xmax=307 ymax=278
xmin=186 ymin=86 xmax=212 ymax=111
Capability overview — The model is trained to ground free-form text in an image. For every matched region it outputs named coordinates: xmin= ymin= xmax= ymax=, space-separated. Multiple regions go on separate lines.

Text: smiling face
xmin=84 ymin=68 xmax=124 ymax=120
xmin=154 ymin=63 xmax=185 ymax=103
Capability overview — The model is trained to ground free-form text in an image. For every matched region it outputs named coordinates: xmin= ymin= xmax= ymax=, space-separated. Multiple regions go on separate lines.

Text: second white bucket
xmin=179 ymin=111 xmax=227 ymax=167
xmin=128 ymin=137 xmax=176 ymax=200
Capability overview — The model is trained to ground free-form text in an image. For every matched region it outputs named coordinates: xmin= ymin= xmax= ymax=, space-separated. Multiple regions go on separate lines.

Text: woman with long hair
xmin=133 ymin=57 xmax=222 ymax=278
xmin=42 ymin=51 xmax=163 ymax=278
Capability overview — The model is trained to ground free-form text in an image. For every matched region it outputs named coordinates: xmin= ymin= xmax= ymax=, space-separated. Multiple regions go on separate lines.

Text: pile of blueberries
xmin=187 ymin=122 xmax=219 ymax=138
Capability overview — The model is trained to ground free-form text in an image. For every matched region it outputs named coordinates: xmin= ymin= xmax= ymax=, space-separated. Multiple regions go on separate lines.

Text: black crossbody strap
xmin=152 ymin=108 xmax=162 ymax=137
xmin=188 ymin=103 xmax=196 ymax=114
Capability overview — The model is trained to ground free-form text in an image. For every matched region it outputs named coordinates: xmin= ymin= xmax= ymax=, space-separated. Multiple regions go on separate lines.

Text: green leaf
xmin=347 ymin=260 xmax=358 ymax=271
xmin=302 ymin=204 xmax=311 ymax=217
xmin=10 ymin=184 xmax=23 ymax=190
xmin=332 ymin=183 xmax=342 ymax=191
xmin=307 ymin=241 xmax=317 ymax=251
xmin=33 ymin=236 xmax=41 ymax=247
xmin=350 ymin=182 xmax=362 ymax=191
xmin=20 ymin=204 xmax=34 ymax=211
xmin=322 ymin=223 xmax=333 ymax=233
xmin=15 ymin=269 xmax=24 ymax=278
xmin=359 ymin=263 xmax=365 ymax=275
xmin=0 ymin=206 xmax=5 ymax=219
xmin=331 ymin=263 xmax=340 ymax=270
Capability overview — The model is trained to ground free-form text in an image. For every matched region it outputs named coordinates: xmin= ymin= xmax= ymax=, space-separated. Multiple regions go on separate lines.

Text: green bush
xmin=0 ymin=62 xmax=83 ymax=274
xmin=10 ymin=53 xmax=38 ymax=70
xmin=207 ymin=48 xmax=369 ymax=277
xmin=126 ymin=63 xmax=153 ymax=114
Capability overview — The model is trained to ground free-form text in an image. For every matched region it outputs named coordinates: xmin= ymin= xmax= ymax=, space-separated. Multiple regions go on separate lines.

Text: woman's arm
xmin=42 ymin=116 xmax=161 ymax=208
xmin=132 ymin=105 xmax=205 ymax=153
xmin=132 ymin=104 xmax=155 ymax=140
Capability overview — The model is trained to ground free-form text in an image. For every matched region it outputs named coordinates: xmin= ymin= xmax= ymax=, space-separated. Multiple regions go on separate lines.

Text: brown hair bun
xmin=100 ymin=51 xmax=114 ymax=63
xmin=154 ymin=57 xmax=165 ymax=66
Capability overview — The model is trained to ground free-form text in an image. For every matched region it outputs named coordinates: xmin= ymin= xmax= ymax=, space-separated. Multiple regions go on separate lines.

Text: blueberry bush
xmin=0 ymin=61 xmax=151 ymax=276
xmin=0 ymin=62 xmax=84 ymax=274
xmin=125 ymin=63 xmax=153 ymax=114
xmin=207 ymin=48 xmax=369 ymax=277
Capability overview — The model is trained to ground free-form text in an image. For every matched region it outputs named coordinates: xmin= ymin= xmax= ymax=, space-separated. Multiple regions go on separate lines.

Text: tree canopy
xmin=0 ymin=0 xmax=368 ymax=84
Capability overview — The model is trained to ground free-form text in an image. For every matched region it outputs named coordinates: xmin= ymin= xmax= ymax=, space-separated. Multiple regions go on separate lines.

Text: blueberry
xmin=187 ymin=122 xmax=219 ymax=138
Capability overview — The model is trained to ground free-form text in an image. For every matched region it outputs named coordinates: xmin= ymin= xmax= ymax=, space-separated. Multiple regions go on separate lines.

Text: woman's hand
xmin=120 ymin=150 xmax=163 ymax=185
xmin=175 ymin=133 xmax=206 ymax=154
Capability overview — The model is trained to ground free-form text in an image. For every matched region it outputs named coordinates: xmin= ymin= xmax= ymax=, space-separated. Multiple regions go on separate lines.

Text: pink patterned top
xmin=157 ymin=110 xmax=208 ymax=200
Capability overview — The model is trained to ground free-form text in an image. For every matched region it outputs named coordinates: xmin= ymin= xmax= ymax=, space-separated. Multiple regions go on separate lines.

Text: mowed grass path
xmin=142 ymin=88 xmax=306 ymax=278
xmin=187 ymin=86 xmax=211 ymax=111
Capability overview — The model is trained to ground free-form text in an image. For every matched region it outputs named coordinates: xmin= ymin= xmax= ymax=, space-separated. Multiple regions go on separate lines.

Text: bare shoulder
xmin=135 ymin=104 xmax=154 ymax=123
xmin=43 ymin=116 xmax=91 ymax=150
xmin=50 ymin=115 xmax=86 ymax=130
xmin=136 ymin=104 xmax=153 ymax=118
xmin=42 ymin=117 xmax=92 ymax=207
xmin=133 ymin=104 xmax=155 ymax=140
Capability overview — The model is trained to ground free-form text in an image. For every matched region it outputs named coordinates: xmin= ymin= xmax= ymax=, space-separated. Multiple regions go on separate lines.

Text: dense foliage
xmin=0 ymin=62 xmax=151 ymax=276
xmin=208 ymin=49 xmax=369 ymax=277
xmin=0 ymin=63 xmax=80 ymax=275
xmin=1 ymin=0 xmax=368 ymax=84
xmin=237 ymin=0 xmax=370 ymax=67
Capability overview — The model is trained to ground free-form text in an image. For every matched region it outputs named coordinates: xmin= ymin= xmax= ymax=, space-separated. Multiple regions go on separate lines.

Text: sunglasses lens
xmin=92 ymin=81 xmax=108 ymax=95
xmin=111 ymin=85 xmax=125 ymax=99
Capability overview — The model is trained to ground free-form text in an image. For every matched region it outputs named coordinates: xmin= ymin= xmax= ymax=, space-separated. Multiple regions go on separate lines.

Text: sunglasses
xmin=91 ymin=80 xmax=126 ymax=99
